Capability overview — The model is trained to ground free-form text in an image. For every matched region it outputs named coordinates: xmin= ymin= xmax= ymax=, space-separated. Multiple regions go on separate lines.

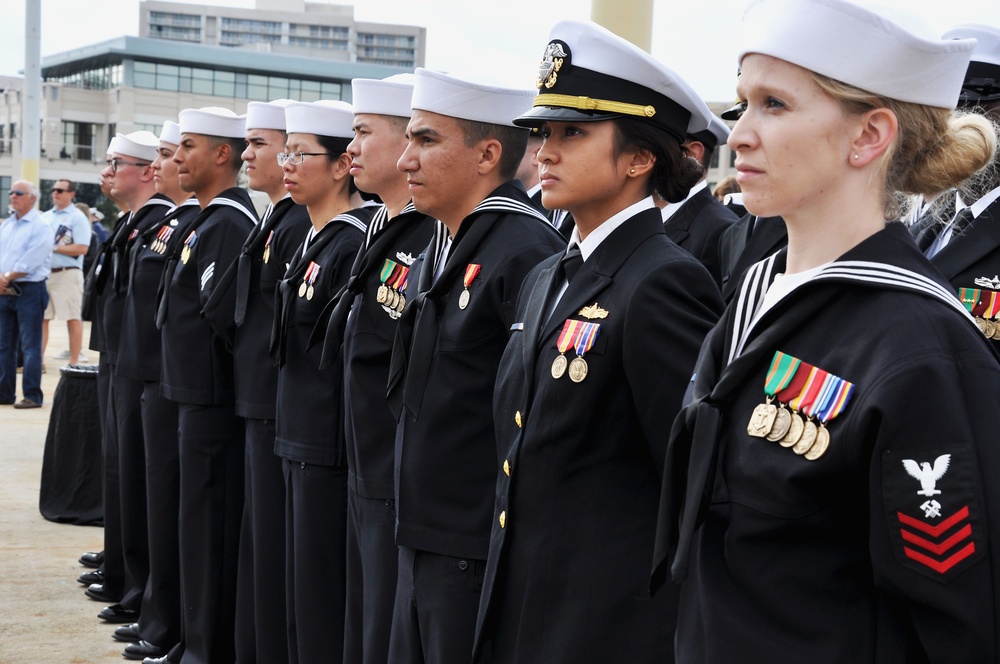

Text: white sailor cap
xmin=352 ymin=74 xmax=415 ymax=118
xmin=106 ymin=136 xmax=122 ymax=156
xmin=737 ymin=0 xmax=976 ymax=109
xmin=179 ymin=106 xmax=246 ymax=138
xmin=515 ymin=20 xmax=713 ymax=141
xmin=113 ymin=131 xmax=159 ymax=162
xmin=687 ymin=115 xmax=731 ymax=152
xmin=158 ymin=120 xmax=180 ymax=146
xmin=245 ymin=99 xmax=296 ymax=131
xmin=942 ymin=24 xmax=1000 ymax=106
xmin=411 ymin=68 xmax=534 ymax=127
xmin=285 ymin=100 xmax=355 ymax=139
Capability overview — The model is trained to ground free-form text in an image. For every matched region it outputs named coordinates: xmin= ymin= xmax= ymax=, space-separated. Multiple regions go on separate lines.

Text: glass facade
xmin=46 ymin=64 xmax=123 ymax=90
xmin=131 ymin=60 xmax=342 ymax=101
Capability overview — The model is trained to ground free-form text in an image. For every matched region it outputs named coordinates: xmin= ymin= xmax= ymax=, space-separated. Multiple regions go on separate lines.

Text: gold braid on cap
xmin=534 ymin=93 xmax=656 ymax=119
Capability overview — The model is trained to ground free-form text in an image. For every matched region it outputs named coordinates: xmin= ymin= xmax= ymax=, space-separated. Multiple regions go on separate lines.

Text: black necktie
xmin=561 ymin=245 xmax=583 ymax=283
xmin=952 ymin=207 xmax=976 ymax=236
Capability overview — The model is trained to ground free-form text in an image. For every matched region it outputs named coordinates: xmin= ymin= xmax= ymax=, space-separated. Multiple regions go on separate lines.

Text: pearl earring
xmin=630 ymin=168 xmax=635 ymax=174
xmin=853 ymin=154 xmax=860 ymax=160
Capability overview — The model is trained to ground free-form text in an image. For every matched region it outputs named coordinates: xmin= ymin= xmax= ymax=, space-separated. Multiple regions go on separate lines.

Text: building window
xmin=59 ymin=121 xmax=96 ymax=161
xmin=0 ymin=176 xmax=10 ymax=207
xmin=149 ymin=11 xmax=201 ymax=27
xmin=148 ymin=13 xmax=202 ymax=42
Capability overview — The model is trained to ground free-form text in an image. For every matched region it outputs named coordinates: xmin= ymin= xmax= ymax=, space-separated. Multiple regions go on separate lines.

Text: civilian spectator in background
xmin=89 ymin=207 xmax=109 ymax=244
xmin=41 ymin=178 xmax=91 ymax=364
xmin=0 ymin=181 xmax=52 ymax=408
xmin=713 ymin=176 xmax=740 ymax=202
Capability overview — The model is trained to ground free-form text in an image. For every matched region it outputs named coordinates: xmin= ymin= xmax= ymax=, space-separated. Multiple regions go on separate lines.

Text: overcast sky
xmin=1 ymin=0 xmax=999 ymax=102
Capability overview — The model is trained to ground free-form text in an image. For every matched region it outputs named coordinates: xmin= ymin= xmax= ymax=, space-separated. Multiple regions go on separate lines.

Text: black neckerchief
xmin=385 ymin=180 xmax=557 ymax=419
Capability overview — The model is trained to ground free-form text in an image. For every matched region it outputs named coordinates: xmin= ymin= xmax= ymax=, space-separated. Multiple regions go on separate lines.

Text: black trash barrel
xmin=39 ymin=364 xmax=103 ymax=525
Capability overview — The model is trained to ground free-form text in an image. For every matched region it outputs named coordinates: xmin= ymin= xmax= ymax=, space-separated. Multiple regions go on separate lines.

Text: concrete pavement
xmin=0 ymin=321 xmax=126 ymax=664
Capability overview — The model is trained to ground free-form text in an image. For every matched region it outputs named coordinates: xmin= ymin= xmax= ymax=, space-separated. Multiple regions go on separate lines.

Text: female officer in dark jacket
xmin=474 ymin=20 xmax=723 ymax=664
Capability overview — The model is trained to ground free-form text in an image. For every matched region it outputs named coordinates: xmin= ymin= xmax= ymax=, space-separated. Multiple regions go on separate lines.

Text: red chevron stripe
xmin=901 ymin=524 xmax=972 ymax=555
xmin=897 ymin=506 xmax=969 ymax=537
xmin=903 ymin=542 xmax=976 ymax=574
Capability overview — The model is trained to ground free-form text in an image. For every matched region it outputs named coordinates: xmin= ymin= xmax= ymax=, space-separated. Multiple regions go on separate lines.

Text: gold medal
xmin=459 ymin=288 xmax=471 ymax=310
xmin=779 ymin=411 xmax=804 ymax=448
xmin=793 ymin=419 xmax=818 ymax=455
xmin=985 ymin=319 xmax=997 ymax=338
xmin=992 ymin=323 xmax=1000 ymax=340
xmin=263 ymin=246 xmax=271 ymax=264
xmin=765 ymin=406 xmax=792 ymax=442
xmin=805 ymin=424 xmax=830 ymax=460
xmin=396 ymin=293 xmax=406 ymax=312
xmin=377 ymin=284 xmax=388 ymax=304
xmin=976 ymin=317 xmax=989 ymax=333
xmin=386 ymin=289 xmax=398 ymax=310
xmin=568 ymin=356 xmax=588 ymax=383
xmin=180 ymin=245 xmax=191 ymax=265
xmin=306 ymin=284 xmax=315 ymax=301
xmin=551 ymin=354 xmax=568 ymax=379
xmin=747 ymin=402 xmax=777 ymax=438
xmin=298 ymin=282 xmax=308 ymax=298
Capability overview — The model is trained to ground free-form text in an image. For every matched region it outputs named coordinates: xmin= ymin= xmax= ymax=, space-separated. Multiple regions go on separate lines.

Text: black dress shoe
xmin=123 ymin=640 xmax=168 ymax=661
xmin=113 ymin=622 xmax=141 ymax=643
xmin=77 ymin=569 xmax=103 ymax=585
xmin=85 ymin=583 xmax=118 ymax=603
xmin=79 ymin=550 xmax=104 ymax=568
xmin=98 ymin=603 xmax=139 ymax=624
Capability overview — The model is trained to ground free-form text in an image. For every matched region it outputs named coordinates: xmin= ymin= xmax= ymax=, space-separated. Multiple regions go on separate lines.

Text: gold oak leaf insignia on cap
xmin=537 ymin=41 xmax=569 ymax=90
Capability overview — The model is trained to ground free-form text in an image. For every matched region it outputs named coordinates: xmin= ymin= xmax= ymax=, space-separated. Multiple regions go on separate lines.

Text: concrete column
xmin=591 ymin=0 xmax=653 ymax=52
xmin=22 ymin=0 xmax=42 ymax=184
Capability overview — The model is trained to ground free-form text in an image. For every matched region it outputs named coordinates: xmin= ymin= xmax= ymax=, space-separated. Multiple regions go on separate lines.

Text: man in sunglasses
xmin=41 ymin=178 xmax=91 ymax=365
xmin=0 ymin=181 xmax=51 ymax=408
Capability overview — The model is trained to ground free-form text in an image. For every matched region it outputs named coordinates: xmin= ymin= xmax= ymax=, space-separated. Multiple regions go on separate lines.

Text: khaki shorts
xmin=44 ymin=267 xmax=84 ymax=321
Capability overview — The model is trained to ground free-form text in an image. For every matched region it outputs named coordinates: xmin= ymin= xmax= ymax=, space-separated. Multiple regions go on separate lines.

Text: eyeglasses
xmin=276 ymin=151 xmax=330 ymax=166
xmin=9 ymin=190 xmax=28 ymax=197
xmin=51 ymin=188 xmax=68 ymax=194
xmin=109 ymin=158 xmax=151 ymax=174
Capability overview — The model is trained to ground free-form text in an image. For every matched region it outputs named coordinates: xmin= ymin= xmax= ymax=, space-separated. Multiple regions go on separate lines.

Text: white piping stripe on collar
xmin=427 ymin=220 xmax=450 ymax=274
xmin=161 ymin=196 xmax=200 ymax=219
xmin=332 ymin=212 xmax=369 ymax=234
xmin=141 ymin=197 xmax=175 ymax=210
xmin=207 ymin=196 xmax=258 ymax=225
xmin=362 ymin=202 xmax=418 ymax=248
xmin=728 ymin=253 xmax=779 ymax=364
xmin=364 ymin=205 xmax=389 ymax=248
xmin=729 ymin=257 xmax=973 ymax=362
xmin=815 ymin=261 xmax=969 ymax=318
xmin=472 ymin=196 xmax=550 ymax=224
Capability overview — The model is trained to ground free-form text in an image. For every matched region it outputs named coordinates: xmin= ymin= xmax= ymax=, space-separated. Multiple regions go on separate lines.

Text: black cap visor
xmin=513 ymin=105 xmax=622 ymax=128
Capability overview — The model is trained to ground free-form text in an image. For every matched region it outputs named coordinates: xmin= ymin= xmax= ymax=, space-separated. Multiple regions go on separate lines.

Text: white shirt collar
xmin=569 ymin=197 xmax=655 ymax=261
xmin=961 ymin=184 xmax=1000 ymax=219
xmin=660 ymin=180 xmax=707 ymax=222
